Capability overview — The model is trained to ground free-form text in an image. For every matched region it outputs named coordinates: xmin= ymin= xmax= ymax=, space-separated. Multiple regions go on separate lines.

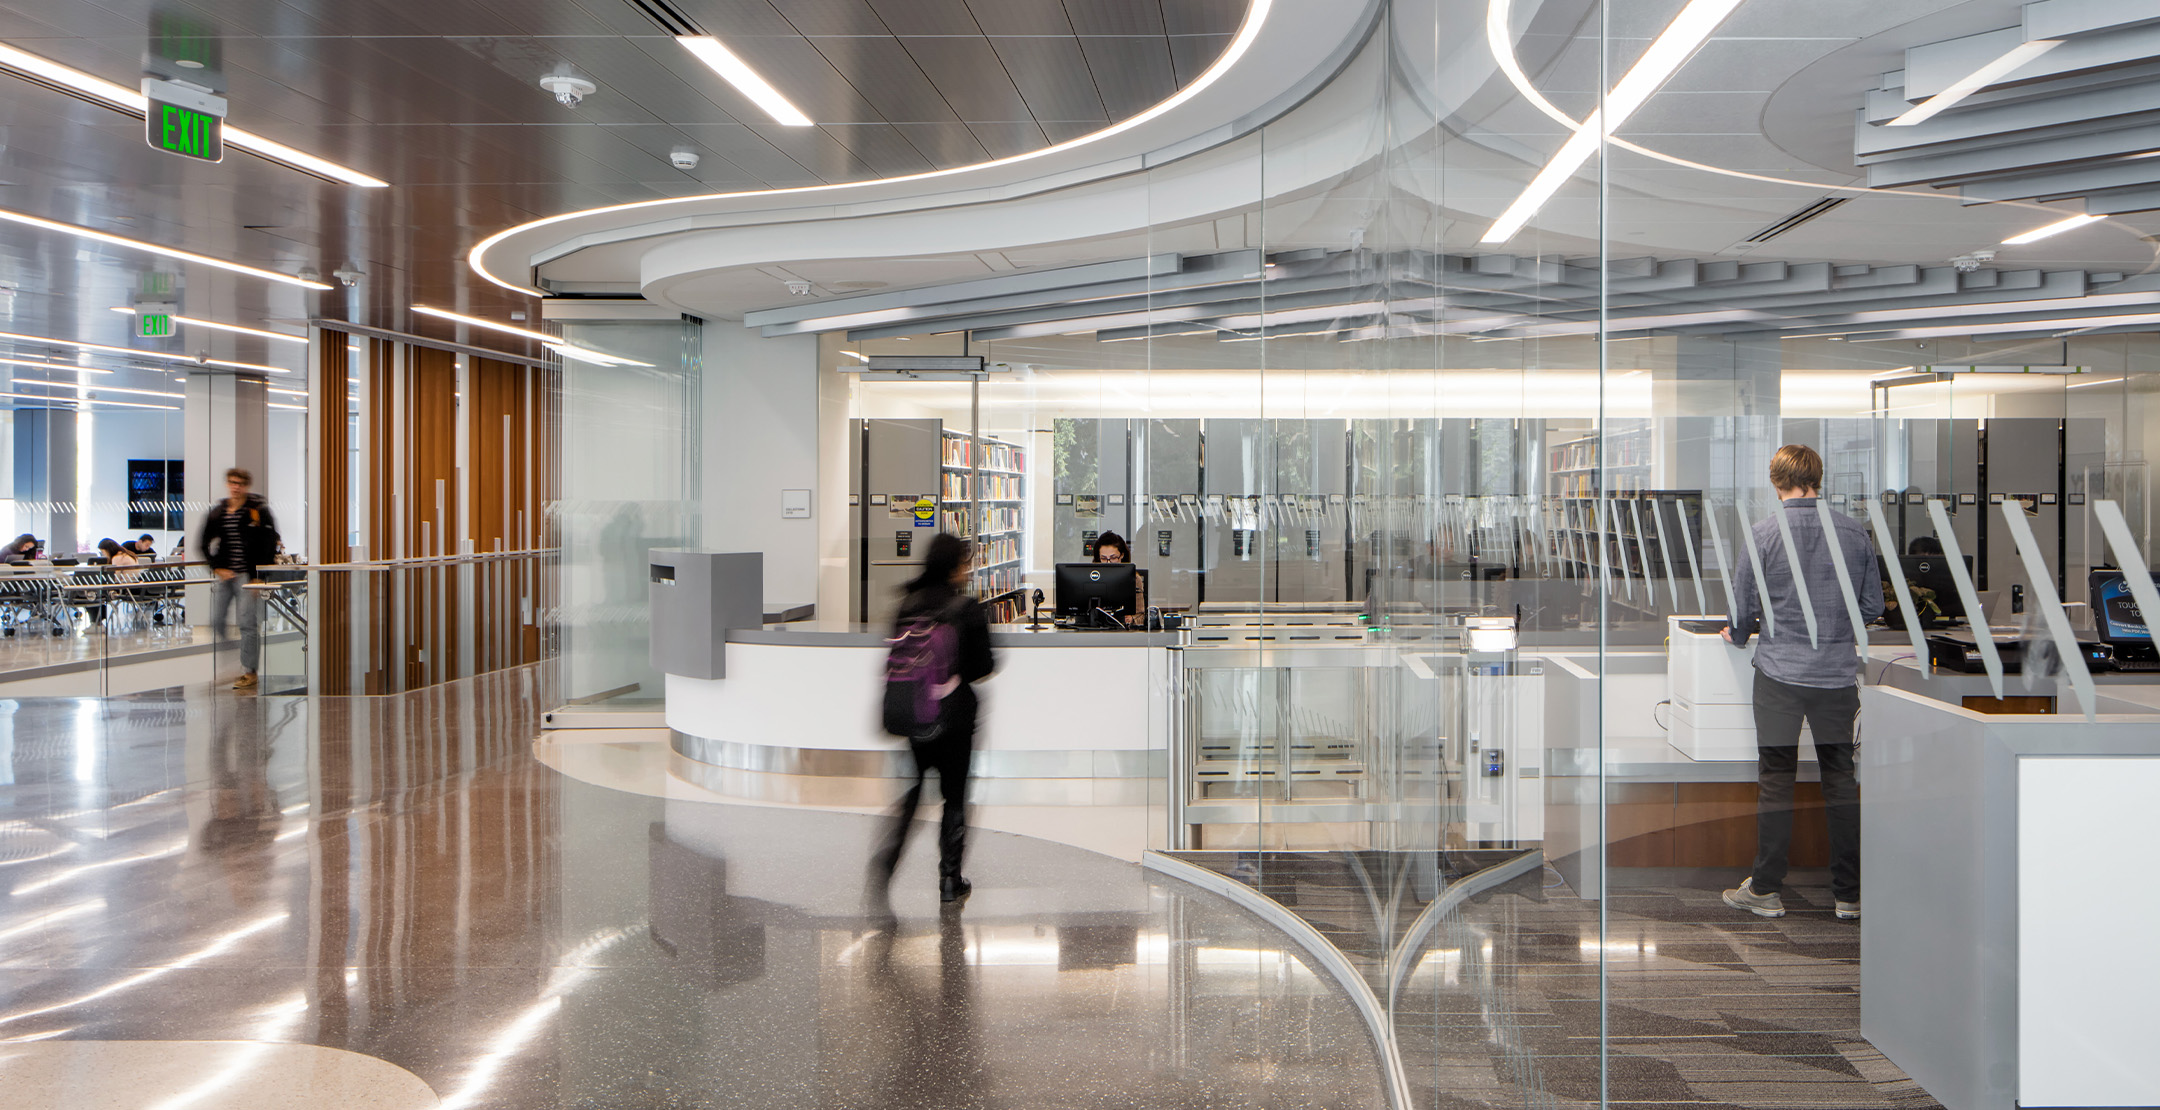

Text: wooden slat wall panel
xmin=311 ymin=330 xmax=559 ymax=695
xmin=314 ymin=332 xmax=354 ymax=695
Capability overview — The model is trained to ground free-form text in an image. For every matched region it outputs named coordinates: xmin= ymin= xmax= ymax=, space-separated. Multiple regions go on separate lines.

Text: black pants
xmin=872 ymin=710 xmax=976 ymax=887
xmin=1750 ymin=671 xmax=1861 ymax=903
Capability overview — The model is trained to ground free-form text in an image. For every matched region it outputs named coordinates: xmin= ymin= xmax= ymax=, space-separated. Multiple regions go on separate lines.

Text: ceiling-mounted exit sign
xmin=141 ymin=77 xmax=225 ymax=163
xmin=133 ymin=305 xmax=176 ymax=339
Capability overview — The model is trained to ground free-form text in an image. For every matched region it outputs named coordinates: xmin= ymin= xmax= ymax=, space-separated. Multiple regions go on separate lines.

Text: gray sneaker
xmin=1836 ymin=899 xmax=1860 ymax=920
xmin=1722 ymin=877 xmax=1786 ymax=918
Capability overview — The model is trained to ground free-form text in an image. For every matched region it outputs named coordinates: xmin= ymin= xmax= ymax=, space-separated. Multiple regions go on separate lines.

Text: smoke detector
xmin=669 ymin=148 xmax=700 ymax=170
xmin=1950 ymin=250 xmax=1996 ymax=273
xmin=784 ymin=279 xmax=813 ymax=297
xmin=539 ymin=74 xmax=596 ymax=108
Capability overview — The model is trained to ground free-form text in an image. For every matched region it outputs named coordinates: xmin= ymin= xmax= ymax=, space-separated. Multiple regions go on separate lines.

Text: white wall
xmin=79 ymin=409 xmax=184 ymax=554
xmin=703 ymin=324 xmax=820 ymax=608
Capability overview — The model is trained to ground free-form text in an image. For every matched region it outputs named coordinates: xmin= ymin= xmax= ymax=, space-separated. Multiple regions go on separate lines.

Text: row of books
xmin=973 ymin=535 xmax=1019 ymax=567
xmin=942 ymin=472 xmax=1023 ymax=501
xmin=941 ymin=433 xmax=1026 ymax=473
xmin=946 ymin=504 xmax=1022 ymax=536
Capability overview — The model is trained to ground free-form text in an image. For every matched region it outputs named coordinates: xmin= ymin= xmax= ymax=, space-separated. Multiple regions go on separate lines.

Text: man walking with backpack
xmin=872 ymin=532 xmax=995 ymax=908
xmin=199 ymin=467 xmax=280 ymax=690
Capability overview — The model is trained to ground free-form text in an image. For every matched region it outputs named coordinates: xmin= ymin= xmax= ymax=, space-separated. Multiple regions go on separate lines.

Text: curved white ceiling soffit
xmin=1409 ymin=0 xmax=2153 ymax=265
xmin=471 ymin=0 xmax=1385 ymax=300
xmin=636 ymin=30 xmax=1415 ymax=316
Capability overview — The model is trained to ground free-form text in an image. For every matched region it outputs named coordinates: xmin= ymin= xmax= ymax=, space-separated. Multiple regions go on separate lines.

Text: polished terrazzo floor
xmin=0 ymin=670 xmax=1388 ymax=1109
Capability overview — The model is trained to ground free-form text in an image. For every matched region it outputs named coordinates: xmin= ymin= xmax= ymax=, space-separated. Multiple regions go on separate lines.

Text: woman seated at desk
xmin=1091 ymin=530 xmax=1147 ymax=626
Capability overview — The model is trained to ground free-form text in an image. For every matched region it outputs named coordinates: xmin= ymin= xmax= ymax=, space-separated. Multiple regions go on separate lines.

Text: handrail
xmin=308 ymin=549 xmax=560 ymax=571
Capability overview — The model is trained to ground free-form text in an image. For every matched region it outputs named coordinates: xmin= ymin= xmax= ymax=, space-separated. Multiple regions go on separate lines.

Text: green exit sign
xmin=136 ymin=312 xmax=175 ymax=339
xmin=141 ymin=78 xmax=225 ymax=164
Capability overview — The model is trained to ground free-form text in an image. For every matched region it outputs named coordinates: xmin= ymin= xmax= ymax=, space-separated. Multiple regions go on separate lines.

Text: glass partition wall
xmin=815 ymin=1 xmax=2160 ymax=1104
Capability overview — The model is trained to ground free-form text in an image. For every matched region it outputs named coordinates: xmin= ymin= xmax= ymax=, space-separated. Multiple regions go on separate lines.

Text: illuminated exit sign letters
xmin=140 ymin=77 xmax=225 ymax=163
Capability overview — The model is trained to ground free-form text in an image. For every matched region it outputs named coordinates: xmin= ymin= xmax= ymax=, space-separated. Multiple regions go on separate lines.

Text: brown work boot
xmin=232 ymin=673 xmax=259 ymax=690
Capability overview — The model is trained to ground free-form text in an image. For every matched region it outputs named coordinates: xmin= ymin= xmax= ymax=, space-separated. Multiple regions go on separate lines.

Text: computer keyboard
xmin=1677 ymin=619 xmax=1728 ymax=635
xmin=2112 ymin=659 xmax=2160 ymax=673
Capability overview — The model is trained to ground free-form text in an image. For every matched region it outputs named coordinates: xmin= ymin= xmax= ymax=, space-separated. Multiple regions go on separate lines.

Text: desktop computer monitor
xmin=1878 ymin=554 xmax=1973 ymax=628
xmin=1056 ymin=562 xmax=1137 ymax=628
xmin=2090 ymin=570 xmax=2154 ymax=644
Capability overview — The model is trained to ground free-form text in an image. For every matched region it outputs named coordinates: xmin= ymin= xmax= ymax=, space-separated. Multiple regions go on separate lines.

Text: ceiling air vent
xmin=625 ymin=0 xmax=700 ymax=36
xmin=1742 ymin=196 xmax=1850 ymax=244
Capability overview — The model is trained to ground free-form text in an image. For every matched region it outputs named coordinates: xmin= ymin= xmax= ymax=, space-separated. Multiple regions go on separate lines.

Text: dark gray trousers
xmin=1750 ymin=671 xmax=1861 ymax=903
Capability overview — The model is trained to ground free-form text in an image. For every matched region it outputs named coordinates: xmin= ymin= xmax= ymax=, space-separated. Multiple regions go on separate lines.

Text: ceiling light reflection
xmin=1888 ymin=39 xmax=2062 ymax=127
xmin=0 ymin=911 xmax=288 ymax=1027
xmin=2002 ymin=212 xmax=2103 ymax=245
xmin=0 ymin=209 xmax=331 ymax=289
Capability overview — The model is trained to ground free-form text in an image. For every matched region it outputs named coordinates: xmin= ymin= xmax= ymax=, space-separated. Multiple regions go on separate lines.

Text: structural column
xmin=184 ymin=372 xmax=270 ymax=507
xmin=13 ymin=408 xmax=77 ymax=555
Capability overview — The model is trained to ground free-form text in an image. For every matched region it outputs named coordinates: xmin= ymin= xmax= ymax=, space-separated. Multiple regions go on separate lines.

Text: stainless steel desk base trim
xmin=670 ymin=730 xmax=1163 ymax=780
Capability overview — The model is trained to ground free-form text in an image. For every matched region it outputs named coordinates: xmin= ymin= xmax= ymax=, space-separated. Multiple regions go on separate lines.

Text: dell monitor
xmin=1878 ymin=553 xmax=1973 ymax=628
xmin=1055 ymin=562 xmax=1137 ymax=629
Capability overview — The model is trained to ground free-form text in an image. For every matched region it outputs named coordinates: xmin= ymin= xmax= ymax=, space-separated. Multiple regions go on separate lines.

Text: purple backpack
xmin=882 ymin=607 xmax=960 ymax=739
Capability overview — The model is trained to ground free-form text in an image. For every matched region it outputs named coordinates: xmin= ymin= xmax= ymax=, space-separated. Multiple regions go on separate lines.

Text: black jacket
xmin=199 ymin=493 xmax=281 ymax=572
xmin=892 ymin=586 xmax=995 ymax=725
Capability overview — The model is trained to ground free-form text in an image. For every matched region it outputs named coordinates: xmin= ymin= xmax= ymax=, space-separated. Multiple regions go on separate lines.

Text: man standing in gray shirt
xmin=1721 ymin=444 xmax=1883 ymax=921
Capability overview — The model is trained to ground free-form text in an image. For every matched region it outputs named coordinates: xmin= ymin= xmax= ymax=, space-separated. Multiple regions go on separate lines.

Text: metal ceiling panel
xmin=1040 ymin=120 xmax=1102 ymax=143
xmin=822 ymin=122 xmax=939 ymax=176
xmin=767 ymin=0 xmax=895 ymax=37
xmin=964 ymin=0 xmax=1074 ymax=36
xmin=962 ymin=120 xmax=1053 ymax=159
xmin=1168 ymin=33 xmax=1234 ymax=84
xmin=899 ymin=36 xmax=1038 ymax=123
xmin=1161 ymin=0 xmax=1247 ymax=37
xmin=889 ymin=122 xmax=994 ymax=168
xmin=1062 ymin=0 xmax=1167 ymax=37
xmin=742 ymin=122 xmax=883 ymax=180
xmin=1076 ymin=35 xmax=1179 ymax=121
xmin=803 ymin=36 xmax=967 ymax=125
xmin=865 ymin=0 xmax=984 ymax=36
xmin=991 ymin=36 xmax=1110 ymax=125
xmin=674 ymin=0 xmax=803 ymax=39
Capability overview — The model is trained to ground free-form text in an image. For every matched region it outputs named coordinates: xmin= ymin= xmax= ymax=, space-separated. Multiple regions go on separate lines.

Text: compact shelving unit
xmin=941 ymin=428 xmax=1029 ymax=620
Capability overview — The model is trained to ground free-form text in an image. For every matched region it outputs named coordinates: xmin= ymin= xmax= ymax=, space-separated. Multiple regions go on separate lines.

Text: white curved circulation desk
xmin=665 ymin=622 xmax=1179 ymax=799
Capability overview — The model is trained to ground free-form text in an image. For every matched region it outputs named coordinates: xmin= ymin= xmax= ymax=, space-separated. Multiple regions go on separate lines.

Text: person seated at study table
xmin=126 ymin=534 xmax=158 ymax=558
xmin=4 ymin=535 xmax=40 ymax=564
xmin=1090 ymin=530 xmax=1147 ymax=625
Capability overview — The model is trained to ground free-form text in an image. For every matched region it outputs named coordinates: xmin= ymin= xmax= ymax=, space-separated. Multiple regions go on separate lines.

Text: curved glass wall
xmin=817 ymin=1 xmax=2160 ymax=1105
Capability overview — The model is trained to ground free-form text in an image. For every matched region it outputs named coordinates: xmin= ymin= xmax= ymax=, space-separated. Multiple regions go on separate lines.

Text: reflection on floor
xmin=0 ymin=624 xmax=201 ymax=672
xmin=1406 ymin=869 xmax=1939 ymax=1110
xmin=0 ymin=670 xmax=1386 ymax=1109
xmin=1179 ymin=851 xmax=1939 ymax=1109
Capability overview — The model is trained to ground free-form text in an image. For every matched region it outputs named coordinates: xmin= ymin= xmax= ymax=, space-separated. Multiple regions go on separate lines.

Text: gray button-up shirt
xmin=1729 ymin=497 xmax=1886 ymax=689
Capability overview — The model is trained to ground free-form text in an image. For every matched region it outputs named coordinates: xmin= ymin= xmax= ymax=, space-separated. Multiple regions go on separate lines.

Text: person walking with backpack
xmin=871 ymin=532 xmax=995 ymax=908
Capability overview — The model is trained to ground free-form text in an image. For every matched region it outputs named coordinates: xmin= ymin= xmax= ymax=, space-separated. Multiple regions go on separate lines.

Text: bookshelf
xmin=942 ymin=428 xmax=1029 ymax=620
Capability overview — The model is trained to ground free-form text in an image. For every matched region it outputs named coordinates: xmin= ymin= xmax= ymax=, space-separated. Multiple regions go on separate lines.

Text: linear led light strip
xmin=12 ymin=380 xmax=185 ymax=399
xmin=676 ymin=37 xmax=811 ymax=126
xmin=2003 ymin=212 xmax=2103 ymax=244
xmin=1888 ymin=38 xmax=2062 ymax=127
xmin=0 ymin=388 xmax=175 ymax=410
xmin=410 ymin=306 xmax=654 ymax=367
xmin=110 ymin=307 xmax=306 ymax=345
xmin=0 ymin=42 xmax=387 ymax=187
xmin=0 ymin=328 xmax=289 ymax=374
xmin=0 ymin=208 xmax=329 ymax=290
xmin=1481 ymin=0 xmax=1745 ymax=244
xmin=0 ymin=356 xmax=112 ymax=376
xmin=470 ymin=0 xmax=1275 ymax=295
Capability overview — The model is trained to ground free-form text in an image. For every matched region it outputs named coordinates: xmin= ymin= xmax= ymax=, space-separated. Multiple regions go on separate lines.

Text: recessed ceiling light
xmin=1481 ymin=0 xmax=1744 ymax=244
xmin=2002 ymin=212 xmax=2103 ymax=245
xmin=1888 ymin=39 xmax=2062 ymax=127
xmin=110 ymin=307 xmax=307 ymax=345
xmin=410 ymin=306 xmax=653 ymax=367
xmin=0 ymin=41 xmax=388 ymax=187
xmin=676 ymin=37 xmax=813 ymax=126
xmin=0 ymin=208 xmax=330 ymax=290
